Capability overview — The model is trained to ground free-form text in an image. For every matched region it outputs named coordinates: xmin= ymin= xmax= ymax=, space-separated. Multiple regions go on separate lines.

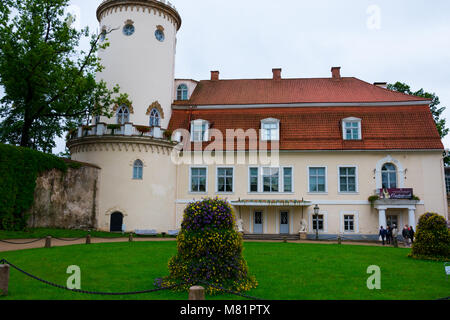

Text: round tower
xmin=96 ymin=0 xmax=181 ymax=129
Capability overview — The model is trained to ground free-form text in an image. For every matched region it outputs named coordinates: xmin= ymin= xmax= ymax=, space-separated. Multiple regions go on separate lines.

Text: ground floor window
xmin=312 ymin=214 xmax=324 ymax=231
xmin=217 ymin=167 xmax=233 ymax=193
xmin=344 ymin=215 xmax=355 ymax=232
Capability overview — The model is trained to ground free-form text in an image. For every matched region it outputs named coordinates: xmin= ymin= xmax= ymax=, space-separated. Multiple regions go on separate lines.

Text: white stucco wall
xmin=96 ymin=3 xmax=179 ymax=129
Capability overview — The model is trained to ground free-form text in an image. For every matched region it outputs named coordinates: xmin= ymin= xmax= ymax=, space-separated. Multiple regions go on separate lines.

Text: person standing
xmin=379 ymin=226 xmax=387 ymax=246
xmin=392 ymin=224 xmax=399 ymax=247
xmin=409 ymin=226 xmax=415 ymax=244
xmin=386 ymin=225 xmax=392 ymax=245
xmin=402 ymin=225 xmax=410 ymax=247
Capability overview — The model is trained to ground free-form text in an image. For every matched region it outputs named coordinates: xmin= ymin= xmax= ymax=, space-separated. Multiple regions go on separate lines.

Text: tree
xmin=388 ymin=82 xmax=448 ymax=139
xmin=0 ymin=0 xmax=129 ymax=152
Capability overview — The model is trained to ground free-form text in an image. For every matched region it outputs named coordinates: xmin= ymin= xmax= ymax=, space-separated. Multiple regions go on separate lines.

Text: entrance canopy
xmin=230 ymin=199 xmax=313 ymax=207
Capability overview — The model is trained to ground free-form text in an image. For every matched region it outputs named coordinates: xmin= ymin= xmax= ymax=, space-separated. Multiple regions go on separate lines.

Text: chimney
xmin=331 ymin=67 xmax=341 ymax=79
xmin=272 ymin=68 xmax=282 ymax=80
xmin=374 ymin=82 xmax=388 ymax=89
xmin=211 ymin=71 xmax=220 ymax=81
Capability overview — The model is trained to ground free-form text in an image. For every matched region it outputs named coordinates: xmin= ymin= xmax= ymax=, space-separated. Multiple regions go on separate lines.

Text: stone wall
xmin=27 ymin=164 xmax=100 ymax=229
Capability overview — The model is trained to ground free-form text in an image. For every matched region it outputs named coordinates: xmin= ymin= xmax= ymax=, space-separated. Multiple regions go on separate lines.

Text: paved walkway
xmin=0 ymin=237 xmax=406 ymax=252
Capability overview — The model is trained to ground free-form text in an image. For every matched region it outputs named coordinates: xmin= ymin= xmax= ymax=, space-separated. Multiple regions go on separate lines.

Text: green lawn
xmin=0 ymin=242 xmax=448 ymax=300
xmin=0 ymin=228 xmax=174 ymax=240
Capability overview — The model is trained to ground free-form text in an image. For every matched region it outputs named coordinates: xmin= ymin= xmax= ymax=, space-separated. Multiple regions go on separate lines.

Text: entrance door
xmin=280 ymin=211 xmax=289 ymax=234
xmin=387 ymin=215 xmax=398 ymax=228
xmin=110 ymin=212 xmax=123 ymax=232
xmin=254 ymin=211 xmax=263 ymax=234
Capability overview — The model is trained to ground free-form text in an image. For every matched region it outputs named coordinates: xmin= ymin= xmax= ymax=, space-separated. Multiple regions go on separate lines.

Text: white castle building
xmin=68 ymin=0 xmax=448 ymax=239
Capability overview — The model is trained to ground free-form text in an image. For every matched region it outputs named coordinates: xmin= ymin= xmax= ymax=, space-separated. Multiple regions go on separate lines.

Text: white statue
xmin=237 ymin=219 xmax=244 ymax=233
xmin=299 ymin=219 xmax=307 ymax=233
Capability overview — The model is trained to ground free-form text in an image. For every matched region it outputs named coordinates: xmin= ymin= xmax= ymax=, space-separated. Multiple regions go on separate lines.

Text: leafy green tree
xmin=0 ymin=0 xmax=129 ymax=152
xmin=388 ymin=82 xmax=448 ymax=139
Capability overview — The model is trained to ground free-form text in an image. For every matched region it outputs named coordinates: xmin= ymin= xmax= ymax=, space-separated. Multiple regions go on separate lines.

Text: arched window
xmin=177 ymin=84 xmax=188 ymax=100
xmin=117 ymin=105 xmax=130 ymax=125
xmin=382 ymin=163 xmax=397 ymax=189
xmin=149 ymin=109 xmax=161 ymax=127
xmin=133 ymin=160 xmax=143 ymax=180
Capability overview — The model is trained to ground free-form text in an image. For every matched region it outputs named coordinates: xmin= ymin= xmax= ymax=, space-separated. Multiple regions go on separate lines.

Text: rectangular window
xmin=309 ymin=167 xmax=326 ymax=193
xmin=344 ymin=215 xmax=355 ymax=232
xmin=249 ymin=167 xmax=259 ymax=192
xmin=262 ymin=122 xmax=279 ymax=141
xmin=217 ymin=168 xmax=233 ymax=193
xmin=263 ymin=167 xmax=279 ymax=192
xmin=312 ymin=214 xmax=324 ymax=231
xmin=191 ymin=122 xmax=208 ymax=142
xmin=339 ymin=167 xmax=357 ymax=192
xmin=343 ymin=121 xmax=361 ymax=140
xmin=283 ymin=167 xmax=293 ymax=193
xmin=190 ymin=168 xmax=207 ymax=193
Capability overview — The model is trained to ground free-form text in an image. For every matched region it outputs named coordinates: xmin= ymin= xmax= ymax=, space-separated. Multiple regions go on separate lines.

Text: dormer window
xmin=261 ymin=118 xmax=280 ymax=141
xmin=191 ymin=119 xmax=209 ymax=142
xmin=342 ymin=118 xmax=362 ymax=140
xmin=177 ymin=84 xmax=188 ymax=100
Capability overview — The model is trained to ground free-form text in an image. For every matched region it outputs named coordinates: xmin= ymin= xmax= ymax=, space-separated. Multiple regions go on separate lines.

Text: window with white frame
xmin=190 ymin=167 xmax=207 ymax=193
xmin=339 ymin=166 xmax=357 ymax=193
xmin=263 ymin=167 xmax=279 ymax=192
xmin=312 ymin=214 xmax=324 ymax=231
xmin=149 ymin=109 xmax=161 ymax=127
xmin=344 ymin=215 xmax=355 ymax=232
xmin=249 ymin=167 xmax=259 ymax=192
xmin=381 ymin=163 xmax=397 ymax=189
xmin=261 ymin=118 xmax=280 ymax=141
xmin=191 ymin=120 xmax=209 ymax=142
xmin=117 ymin=105 xmax=130 ymax=125
xmin=249 ymin=167 xmax=293 ymax=193
xmin=283 ymin=167 xmax=293 ymax=192
xmin=217 ymin=168 xmax=233 ymax=193
xmin=133 ymin=160 xmax=143 ymax=180
xmin=177 ymin=84 xmax=188 ymax=100
xmin=342 ymin=118 xmax=361 ymax=140
xmin=309 ymin=167 xmax=326 ymax=193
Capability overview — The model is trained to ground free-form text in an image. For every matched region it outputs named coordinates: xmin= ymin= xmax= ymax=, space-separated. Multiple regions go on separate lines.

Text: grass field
xmin=0 ymin=228 xmax=174 ymax=240
xmin=0 ymin=241 xmax=448 ymax=300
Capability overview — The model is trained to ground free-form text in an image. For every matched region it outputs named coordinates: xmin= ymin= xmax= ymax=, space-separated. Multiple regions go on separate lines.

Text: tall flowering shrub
xmin=410 ymin=213 xmax=450 ymax=261
xmin=157 ymin=197 xmax=257 ymax=295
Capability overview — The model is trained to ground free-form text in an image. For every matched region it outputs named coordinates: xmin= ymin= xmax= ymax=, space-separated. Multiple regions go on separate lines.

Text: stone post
xmin=189 ymin=286 xmax=205 ymax=300
xmin=129 ymin=233 xmax=133 ymax=242
xmin=45 ymin=236 xmax=52 ymax=248
xmin=0 ymin=264 xmax=9 ymax=296
xmin=86 ymin=234 xmax=91 ymax=244
xmin=338 ymin=235 xmax=342 ymax=245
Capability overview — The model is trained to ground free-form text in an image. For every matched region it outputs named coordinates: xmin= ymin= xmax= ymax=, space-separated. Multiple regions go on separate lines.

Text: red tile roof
xmin=168 ymin=105 xmax=443 ymax=151
xmin=173 ymin=77 xmax=430 ymax=106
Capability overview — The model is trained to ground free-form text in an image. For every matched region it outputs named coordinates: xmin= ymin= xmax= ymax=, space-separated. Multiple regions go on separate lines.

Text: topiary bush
xmin=157 ymin=197 xmax=257 ymax=295
xmin=410 ymin=213 xmax=450 ymax=261
xmin=0 ymin=144 xmax=68 ymax=231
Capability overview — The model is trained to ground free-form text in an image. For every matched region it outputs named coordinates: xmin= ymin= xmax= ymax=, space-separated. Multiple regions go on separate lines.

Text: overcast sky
xmin=58 ymin=0 xmax=450 ymax=152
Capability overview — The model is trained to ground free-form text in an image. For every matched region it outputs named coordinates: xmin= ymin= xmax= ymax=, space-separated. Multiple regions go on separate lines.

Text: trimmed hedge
xmin=0 ymin=144 xmax=68 ymax=231
xmin=157 ymin=197 xmax=258 ymax=295
xmin=410 ymin=213 xmax=450 ymax=261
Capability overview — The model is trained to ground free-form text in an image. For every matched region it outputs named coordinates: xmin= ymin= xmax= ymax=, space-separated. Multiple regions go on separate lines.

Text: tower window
xmin=117 ymin=105 xmax=130 ymax=125
xmin=149 ymin=109 xmax=161 ymax=127
xmin=155 ymin=29 xmax=165 ymax=42
xmin=123 ymin=24 xmax=135 ymax=36
xmin=177 ymin=84 xmax=188 ymax=100
xmin=133 ymin=160 xmax=143 ymax=180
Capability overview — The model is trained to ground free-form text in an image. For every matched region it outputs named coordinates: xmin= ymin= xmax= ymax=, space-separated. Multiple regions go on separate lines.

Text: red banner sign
xmin=379 ymin=188 xmax=413 ymax=200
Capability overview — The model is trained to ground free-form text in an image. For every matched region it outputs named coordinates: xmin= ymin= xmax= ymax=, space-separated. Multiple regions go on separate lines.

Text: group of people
xmin=378 ymin=224 xmax=415 ymax=247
